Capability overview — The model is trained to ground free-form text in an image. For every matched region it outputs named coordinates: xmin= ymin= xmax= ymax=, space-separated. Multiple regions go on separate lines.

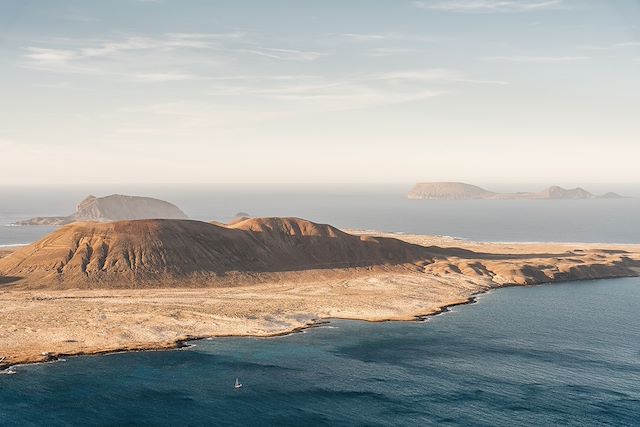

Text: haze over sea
xmin=1 ymin=184 xmax=640 ymax=245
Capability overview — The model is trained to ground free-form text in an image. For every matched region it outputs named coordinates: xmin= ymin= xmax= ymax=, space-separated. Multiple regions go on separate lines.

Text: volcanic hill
xmin=0 ymin=217 xmax=431 ymax=288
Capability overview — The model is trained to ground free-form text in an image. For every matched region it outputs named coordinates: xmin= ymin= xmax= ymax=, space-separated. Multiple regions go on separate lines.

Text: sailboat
xmin=234 ymin=378 xmax=243 ymax=389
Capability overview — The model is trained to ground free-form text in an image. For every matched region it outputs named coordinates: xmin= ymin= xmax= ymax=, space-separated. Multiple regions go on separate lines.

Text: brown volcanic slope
xmin=0 ymin=218 xmax=431 ymax=288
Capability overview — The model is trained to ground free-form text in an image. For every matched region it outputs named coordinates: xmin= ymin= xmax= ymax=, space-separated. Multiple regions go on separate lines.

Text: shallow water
xmin=1 ymin=278 xmax=639 ymax=426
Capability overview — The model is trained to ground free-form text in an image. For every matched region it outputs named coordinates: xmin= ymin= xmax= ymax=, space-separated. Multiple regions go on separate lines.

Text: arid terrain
xmin=1 ymin=219 xmax=639 ymax=370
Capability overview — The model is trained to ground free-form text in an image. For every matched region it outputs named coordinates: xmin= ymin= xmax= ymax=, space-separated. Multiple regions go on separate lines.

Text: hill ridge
xmin=0 ymin=218 xmax=429 ymax=288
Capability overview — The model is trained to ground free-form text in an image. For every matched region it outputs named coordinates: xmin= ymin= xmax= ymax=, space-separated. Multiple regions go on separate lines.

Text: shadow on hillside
xmin=0 ymin=276 xmax=22 ymax=285
xmin=420 ymin=245 xmax=599 ymax=261
xmin=211 ymin=225 xmax=601 ymax=273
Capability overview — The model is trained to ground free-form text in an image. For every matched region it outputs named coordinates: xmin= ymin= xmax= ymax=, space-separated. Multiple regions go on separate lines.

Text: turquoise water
xmin=2 ymin=278 xmax=639 ymax=426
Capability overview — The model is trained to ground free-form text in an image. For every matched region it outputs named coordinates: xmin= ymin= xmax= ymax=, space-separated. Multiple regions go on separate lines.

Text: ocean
xmin=1 ymin=184 xmax=640 ymax=245
xmin=1 ymin=278 xmax=639 ymax=426
xmin=1 ymin=185 xmax=639 ymax=426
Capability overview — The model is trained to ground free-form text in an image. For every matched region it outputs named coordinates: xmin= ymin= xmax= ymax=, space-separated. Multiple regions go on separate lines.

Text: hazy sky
xmin=1 ymin=0 xmax=639 ymax=185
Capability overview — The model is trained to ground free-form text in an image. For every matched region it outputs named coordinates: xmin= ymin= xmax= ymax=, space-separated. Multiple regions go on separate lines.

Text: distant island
xmin=408 ymin=182 xmax=625 ymax=200
xmin=1 ymin=216 xmax=639 ymax=370
xmin=13 ymin=194 xmax=188 ymax=226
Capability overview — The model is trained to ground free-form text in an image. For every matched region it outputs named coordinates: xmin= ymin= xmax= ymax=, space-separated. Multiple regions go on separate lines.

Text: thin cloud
xmin=232 ymin=82 xmax=442 ymax=112
xmin=365 ymin=47 xmax=418 ymax=57
xmin=132 ymin=73 xmax=196 ymax=82
xmin=580 ymin=41 xmax=640 ymax=50
xmin=24 ymin=47 xmax=92 ymax=74
xmin=63 ymin=11 xmax=97 ymax=22
xmin=237 ymin=47 xmax=325 ymax=62
xmin=26 ymin=47 xmax=77 ymax=63
xmin=342 ymin=33 xmax=435 ymax=43
xmin=204 ymin=68 xmax=507 ymax=114
xmin=486 ymin=55 xmax=588 ymax=63
xmin=23 ymin=34 xmax=217 ymax=75
xmin=207 ymin=78 xmax=434 ymax=113
xmin=115 ymin=101 xmax=289 ymax=139
xmin=617 ymin=42 xmax=640 ymax=48
xmin=414 ymin=0 xmax=566 ymax=13
xmin=365 ymin=69 xmax=509 ymax=84
xmin=366 ymin=69 xmax=462 ymax=81
xmin=36 ymin=81 xmax=73 ymax=89
xmin=22 ymin=32 xmax=326 ymax=80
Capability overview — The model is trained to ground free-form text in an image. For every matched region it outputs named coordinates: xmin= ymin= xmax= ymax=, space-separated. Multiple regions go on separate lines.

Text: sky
xmin=0 ymin=0 xmax=639 ymax=186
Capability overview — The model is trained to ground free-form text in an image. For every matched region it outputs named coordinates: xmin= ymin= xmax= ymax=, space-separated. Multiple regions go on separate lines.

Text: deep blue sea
xmin=1 ymin=278 xmax=639 ymax=426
